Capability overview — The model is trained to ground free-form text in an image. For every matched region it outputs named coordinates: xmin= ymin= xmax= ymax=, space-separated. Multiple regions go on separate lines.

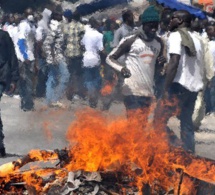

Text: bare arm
xmin=164 ymin=54 xmax=180 ymax=92
xmin=106 ymin=35 xmax=136 ymax=72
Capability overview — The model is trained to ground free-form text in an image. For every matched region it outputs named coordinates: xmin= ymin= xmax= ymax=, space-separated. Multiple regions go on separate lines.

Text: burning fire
xmin=100 ymin=73 xmax=118 ymax=96
xmin=1 ymin=103 xmax=215 ymax=194
xmin=65 ymin=108 xmax=174 ymax=191
xmin=100 ymin=81 xmax=115 ymax=96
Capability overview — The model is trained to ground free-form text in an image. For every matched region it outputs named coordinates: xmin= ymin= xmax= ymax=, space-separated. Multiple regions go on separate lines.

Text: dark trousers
xmin=124 ymin=95 xmax=152 ymax=111
xmin=0 ymin=112 xmax=4 ymax=149
xmin=35 ymin=58 xmax=48 ymax=98
xmin=156 ymin=83 xmax=198 ymax=152
xmin=124 ymin=95 xmax=153 ymax=119
xmin=67 ymin=56 xmax=85 ymax=99
xmin=154 ymin=74 xmax=165 ymax=100
xmin=19 ymin=61 xmax=35 ymax=111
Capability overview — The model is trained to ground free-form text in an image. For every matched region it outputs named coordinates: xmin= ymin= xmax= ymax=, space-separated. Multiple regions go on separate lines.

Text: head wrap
xmin=141 ymin=6 xmax=160 ymax=23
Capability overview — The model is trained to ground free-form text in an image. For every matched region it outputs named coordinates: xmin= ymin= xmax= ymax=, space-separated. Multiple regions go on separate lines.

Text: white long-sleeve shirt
xmin=17 ymin=19 xmax=36 ymax=62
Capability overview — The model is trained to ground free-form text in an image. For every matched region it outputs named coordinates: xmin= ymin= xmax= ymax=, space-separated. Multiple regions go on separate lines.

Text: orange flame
xmin=2 ymin=98 xmax=215 ymax=194
xmin=100 ymin=81 xmax=115 ymax=96
xmin=65 ymin=107 xmax=178 ymax=191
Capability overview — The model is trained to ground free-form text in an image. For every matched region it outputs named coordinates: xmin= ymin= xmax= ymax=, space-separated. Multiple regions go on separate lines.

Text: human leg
xmin=177 ymin=87 xmax=197 ymax=152
xmin=45 ymin=65 xmax=58 ymax=105
xmin=19 ymin=61 xmax=35 ymax=111
xmin=55 ymin=61 xmax=70 ymax=101
xmin=67 ymin=57 xmax=84 ymax=100
xmin=210 ymin=76 xmax=215 ymax=112
xmin=0 ymin=111 xmax=5 ymax=157
xmin=36 ymin=58 xmax=48 ymax=98
xmin=124 ymin=95 xmax=152 ymax=119
xmin=83 ymin=67 xmax=102 ymax=108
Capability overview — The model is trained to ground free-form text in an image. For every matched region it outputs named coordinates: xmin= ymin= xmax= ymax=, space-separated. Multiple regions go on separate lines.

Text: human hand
xmin=207 ymin=80 xmax=212 ymax=88
xmin=34 ymin=61 xmax=39 ymax=74
xmin=24 ymin=59 xmax=31 ymax=65
xmin=121 ymin=67 xmax=131 ymax=78
xmin=162 ymin=91 xmax=169 ymax=100
xmin=7 ymin=83 xmax=16 ymax=95
xmin=157 ymin=56 xmax=166 ymax=65
xmin=0 ymin=84 xmax=4 ymax=98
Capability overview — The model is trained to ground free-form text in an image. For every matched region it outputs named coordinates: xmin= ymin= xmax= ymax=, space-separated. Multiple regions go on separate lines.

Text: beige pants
xmin=192 ymin=91 xmax=205 ymax=130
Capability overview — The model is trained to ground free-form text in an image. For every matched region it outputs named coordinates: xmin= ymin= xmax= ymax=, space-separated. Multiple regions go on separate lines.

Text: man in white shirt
xmin=163 ymin=10 xmax=205 ymax=152
xmin=106 ymin=6 xmax=164 ymax=114
xmin=155 ymin=11 xmax=172 ymax=99
xmin=81 ymin=17 xmax=104 ymax=108
xmin=205 ymin=21 xmax=215 ymax=114
xmin=190 ymin=19 xmax=214 ymax=130
xmin=17 ymin=8 xmax=36 ymax=111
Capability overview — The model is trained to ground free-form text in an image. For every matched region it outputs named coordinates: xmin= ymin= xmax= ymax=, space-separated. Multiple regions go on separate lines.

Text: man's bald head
xmin=174 ymin=10 xmax=192 ymax=25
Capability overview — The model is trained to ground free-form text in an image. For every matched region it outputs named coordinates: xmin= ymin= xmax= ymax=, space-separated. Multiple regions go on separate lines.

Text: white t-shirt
xmin=107 ymin=35 xmax=161 ymax=97
xmin=81 ymin=26 xmax=103 ymax=68
xmin=10 ymin=26 xmax=24 ymax=62
xmin=167 ymin=31 xmax=204 ymax=92
xmin=208 ymin=40 xmax=215 ymax=73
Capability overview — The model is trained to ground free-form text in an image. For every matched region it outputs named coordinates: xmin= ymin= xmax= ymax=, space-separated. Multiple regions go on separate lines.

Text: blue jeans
xmin=83 ymin=66 xmax=102 ymax=108
xmin=46 ymin=61 xmax=69 ymax=104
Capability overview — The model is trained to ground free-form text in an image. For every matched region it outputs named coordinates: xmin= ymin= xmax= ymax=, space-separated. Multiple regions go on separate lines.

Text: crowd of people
xmin=0 ymin=4 xmax=214 ymax=156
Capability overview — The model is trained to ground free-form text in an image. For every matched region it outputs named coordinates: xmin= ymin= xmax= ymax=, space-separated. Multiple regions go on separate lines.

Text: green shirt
xmin=103 ymin=31 xmax=114 ymax=54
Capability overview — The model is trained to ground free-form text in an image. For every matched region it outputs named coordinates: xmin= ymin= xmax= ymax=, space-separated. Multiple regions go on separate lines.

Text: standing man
xmin=64 ymin=10 xmax=85 ymax=101
xmin=191 ymin=20 xmax=213 ymax=129
xmin=163 ymin=10 xmax=205 ymax=152
xmin=43 ymin=11 xmax=69 ymax=108
xmin=103 ymin=10 xmax=134 ymax=110
xmin=81 ymin=17 xmax=104 ymax=108
xmin=101 ymin=19 xmax=118 ymax=111
xmin=35 ymin=8 xmax=52 ymax=98
xmin=205 ymin=21 xmax=215 ymax=114
xmin=0 ymin=29 xmax=19 ymax=156
xmin=112 ymin=9 xmax=134 ymax=48
xmin=106 ymin=6 xmax=164 ymax=114
xmin=154 ymin=11 xmax=172 ymax=100
xmin=17 ymin=8 xmax=36 ymax=111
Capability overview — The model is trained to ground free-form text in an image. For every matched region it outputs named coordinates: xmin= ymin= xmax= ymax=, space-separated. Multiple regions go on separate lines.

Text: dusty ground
xmin=0 ymin=96 xmax=125 ymax=165
xmin=0 ymin=95 xmax=214 ymax=167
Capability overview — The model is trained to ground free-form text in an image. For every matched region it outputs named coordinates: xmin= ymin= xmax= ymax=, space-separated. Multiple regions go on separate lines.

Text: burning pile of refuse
xmin=1 ymin=109 xmax=215 ymax=194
